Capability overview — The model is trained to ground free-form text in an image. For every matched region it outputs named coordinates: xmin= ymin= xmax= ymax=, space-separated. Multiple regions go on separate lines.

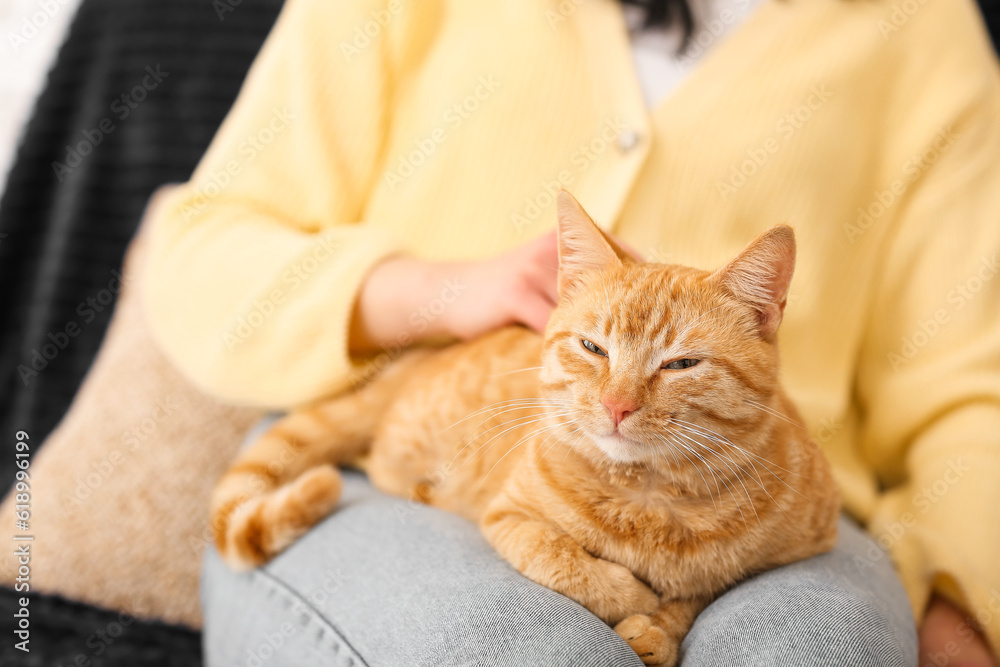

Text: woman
xmin=143 ymin=0 xmax=1000 ymax=663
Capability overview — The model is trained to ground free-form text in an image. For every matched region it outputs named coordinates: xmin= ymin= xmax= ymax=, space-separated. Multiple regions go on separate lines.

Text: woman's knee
xmin=681 ymin=517 xmax=918 ymax=666
xmin=682 ymin=578 xmax=912 ymax=666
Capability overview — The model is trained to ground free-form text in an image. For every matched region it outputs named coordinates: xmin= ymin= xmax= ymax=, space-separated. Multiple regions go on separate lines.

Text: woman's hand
xmin=919 ymin=595 xmax=996 ymax=667
xmin=437 ymin=230 xmax=560 ymax=339
xmin=348 ymin=231 xmax=559 ymax=353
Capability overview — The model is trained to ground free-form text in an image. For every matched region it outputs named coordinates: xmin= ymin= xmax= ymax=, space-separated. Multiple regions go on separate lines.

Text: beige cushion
xmin=0 ymin=192 xmax=265 ymax=628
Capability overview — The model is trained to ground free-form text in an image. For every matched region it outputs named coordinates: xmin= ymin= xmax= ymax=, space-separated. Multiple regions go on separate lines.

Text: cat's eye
xmin=581 ymin=339 xmax=608 ymax=357
xmin=662 ymin=358 xmax=700 ymax=370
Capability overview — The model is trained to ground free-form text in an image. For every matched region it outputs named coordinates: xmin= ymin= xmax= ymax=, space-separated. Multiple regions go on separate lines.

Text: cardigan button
xmin=617 ymin=129 xmax=640 ymax=153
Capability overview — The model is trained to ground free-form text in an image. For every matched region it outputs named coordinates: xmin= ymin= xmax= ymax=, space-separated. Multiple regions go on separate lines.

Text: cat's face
xmin=541 ymin=263 xmax=779 ymax=466
xmin=540 ymin=192 xmax=795 ymax=468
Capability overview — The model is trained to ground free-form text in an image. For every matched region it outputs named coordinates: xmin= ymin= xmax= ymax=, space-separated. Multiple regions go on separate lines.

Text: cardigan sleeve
xmin=142 ymin=0 xmax=405 ymax=407
xmin=853 ymin=61 xmax=1000 ymax=650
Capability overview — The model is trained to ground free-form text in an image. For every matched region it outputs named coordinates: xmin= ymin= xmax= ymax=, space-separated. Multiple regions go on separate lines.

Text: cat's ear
xmin=556 ymin=191 xmax=629 ymax=297
xmin=712 ymin=225 xmax=796 ymax=340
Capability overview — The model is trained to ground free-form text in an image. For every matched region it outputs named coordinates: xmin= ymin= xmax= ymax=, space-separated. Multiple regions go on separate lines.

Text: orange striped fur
xmin=210 ymin=192 xmax=839 ymax=666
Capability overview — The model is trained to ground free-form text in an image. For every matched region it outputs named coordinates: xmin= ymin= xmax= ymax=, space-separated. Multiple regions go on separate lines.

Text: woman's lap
xmin=202 ymin=470 xmax=917 ymax=667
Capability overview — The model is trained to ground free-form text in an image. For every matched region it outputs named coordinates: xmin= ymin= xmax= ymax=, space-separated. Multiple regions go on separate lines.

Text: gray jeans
xmin=202 ymin=427 xmax=917 ymax=666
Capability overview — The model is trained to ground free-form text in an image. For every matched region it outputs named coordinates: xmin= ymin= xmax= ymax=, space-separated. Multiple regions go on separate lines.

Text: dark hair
xmin=619 ymin=0 xmax=695 ymax=51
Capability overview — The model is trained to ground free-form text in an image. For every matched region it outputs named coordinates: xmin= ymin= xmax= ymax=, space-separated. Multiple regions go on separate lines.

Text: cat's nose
xmin=601 ymin=395 xmax=637 ymax=427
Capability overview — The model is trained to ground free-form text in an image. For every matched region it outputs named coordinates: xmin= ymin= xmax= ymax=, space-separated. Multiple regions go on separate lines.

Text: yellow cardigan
xmin=143 ymin=0 xmax=1000 ymax=646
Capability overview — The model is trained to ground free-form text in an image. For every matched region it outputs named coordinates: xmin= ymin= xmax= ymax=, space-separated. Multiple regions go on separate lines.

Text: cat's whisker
xmin=539 ymin=424 xmax=586 ymax=464
xmin=672 ymin=423 xmax=783 ymax=508
xmin=660 ymin=432 xmax=720 ymax=496
xmin=469 ymin=411 xmax=583 ymax=462
xmin=561 ymin=427 xmax=591 ymax=464
xmin=661 ymin=438 xmax=683 ymax=489
xmin=669 ymin=418 xmax=802 ymax=480
xmin=656 ymin=447 xmax=677 ymax=489
xmin=668 ymin=419 xmax=808 ymax=500
xmin=458 ymin=396 xmax=571 ymax=428
xmin=562 ymin=437 xmax=576 ymax=464
xmin=537 ymin=420 xmax=581 ymax=451
xmin=456 ymin=401 xmax=576 ymax=444
xmin=744 ymin=400 xmax=802 ymax=427
xmin=668 ymin=424 xmax=767 ymax=493
xmin=674 ymin=431 xmax=748 ymax=527
xmin=462 ymin=410 xmax=579 ymax=460
xmin=667 ymin=429 xmax=753 ymax=527
xmin=514 ymin=420 xmax=572 ymax=454
xmin=673 ymin=430 xmax=792 ymax=517
xmin=476 ymin=419 xmax=577 ymax=490
xmin=713 ymin=447 xmax=782 ymax=513
xmin=691 ymin=431 xmax=769 ymax=493
xmin=488 ymin=366 xmax=545 ymax=378
xmin=443 ymin=397 xmax=574 ymax=432
xmin=669 ymin=434 xmax=731 ymax=522
xmin=464 ymin=403 xmax=572 ymax=440
xmin=447 ymin=409 xmax=580 ymax=469
xmin=512 ymin=419 xmax=576 ymax=453
xmin=640 ymin=433 xmax=680 ymax=491
xmin=669 ymin=422 xmax=807 ymax=507
xmin=668 ymin=427 xmax=761 ymax=525
xmin=657 ymin=433 xmax=721 ymax=517
xmin=696 ymin=438 xmax=788 ymax=513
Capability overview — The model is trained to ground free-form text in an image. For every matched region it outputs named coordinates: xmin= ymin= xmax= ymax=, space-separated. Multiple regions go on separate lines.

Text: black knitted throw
xmin=0 ymin=589 xmax=201 ymax=667
xmin=984 ymin=0 xmax=1000 ymax=50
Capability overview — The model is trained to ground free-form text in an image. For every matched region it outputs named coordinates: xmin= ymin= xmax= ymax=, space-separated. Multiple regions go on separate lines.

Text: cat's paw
xmin=595 ymin=562 xmax=660 ymax=625
xmin=274 ymin=465 xmax=343 ymax=534
xmin=221 ymin=465 xmax=342 ymax=570
xmin=218 ymin=495 xmax=270 ymax=570
xmin=615 ymin=615 xmax=678 ymax=667
xmin=289 ymin=465 xmax=343 ymax=513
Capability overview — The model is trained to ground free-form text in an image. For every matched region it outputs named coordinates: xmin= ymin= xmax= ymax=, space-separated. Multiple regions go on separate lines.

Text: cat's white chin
xmin=593 ymin=432 xmax=646 ymax=464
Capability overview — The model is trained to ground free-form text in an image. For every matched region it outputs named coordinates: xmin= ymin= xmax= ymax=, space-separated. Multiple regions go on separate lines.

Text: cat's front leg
xmin=480 ymin=497 xmax=659 ymax=625
xmin=614 ymin=596 xmax=710 ymax=667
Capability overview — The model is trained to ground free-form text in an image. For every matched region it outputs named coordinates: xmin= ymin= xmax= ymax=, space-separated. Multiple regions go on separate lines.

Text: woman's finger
xmin=515 ymin=288 xmax=555 ymax=334
xmin=528 ymin=261 xmax=559 ymax=305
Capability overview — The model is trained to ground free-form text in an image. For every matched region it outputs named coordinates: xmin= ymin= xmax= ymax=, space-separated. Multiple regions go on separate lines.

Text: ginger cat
xmin=210 ymin=191 xmax=840 ymax=666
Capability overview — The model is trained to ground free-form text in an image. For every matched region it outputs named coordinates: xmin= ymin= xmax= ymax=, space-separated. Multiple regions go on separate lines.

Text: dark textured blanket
xmin=985 ymin=0 xmax=1000 ymax=49
xmin=0 ymin=590 xmax=201 ymax=667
